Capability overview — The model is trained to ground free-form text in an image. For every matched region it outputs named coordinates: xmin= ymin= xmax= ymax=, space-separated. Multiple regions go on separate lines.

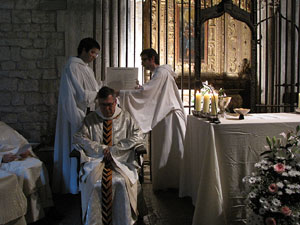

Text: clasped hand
xmin=103 ymin=147 xmax=113 ymax=163
xmin=2 ymin=149 xmax=32 ymax=163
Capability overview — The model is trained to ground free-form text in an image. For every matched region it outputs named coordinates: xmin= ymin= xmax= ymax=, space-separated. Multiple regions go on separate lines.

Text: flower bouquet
xmin=243 ymin=126 xmax=300 ymax=225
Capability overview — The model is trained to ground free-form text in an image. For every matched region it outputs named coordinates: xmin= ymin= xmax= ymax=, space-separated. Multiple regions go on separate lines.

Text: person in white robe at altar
xmin=118 ymin=48 xmax=186 ymax=190
xmin=0 ymin=121 xmax=53 ymax=224
xmin=53 ymin=37 xmax=101 ymax=194
xmin=73 ymin=86 xmax=145 ymax=225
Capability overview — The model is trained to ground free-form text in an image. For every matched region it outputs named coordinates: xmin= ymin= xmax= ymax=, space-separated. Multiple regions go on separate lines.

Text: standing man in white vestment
xmin=73 ymin=86 xmax=144 ymax=225
xmin=118 ymin=48 xmax=186 ymax=191
xmin=53 ymin=37 xmax=101 ymax=194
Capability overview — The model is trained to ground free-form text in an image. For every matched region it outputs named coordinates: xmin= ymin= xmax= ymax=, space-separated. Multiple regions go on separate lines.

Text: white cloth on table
xmin=0 ymin=121 xmax=53 ymax=224
xmin=119 ymin=64 xmax=186 ymax=190
xmin=73 ymin=106 xmax=144 ymax=225
xmin=0 ymin=169 xmax=27 ymax=225
xmin=53 ymin=56 xmax=101 ymax=194
xmin=179 ymin=113 xmax=300 ymax=225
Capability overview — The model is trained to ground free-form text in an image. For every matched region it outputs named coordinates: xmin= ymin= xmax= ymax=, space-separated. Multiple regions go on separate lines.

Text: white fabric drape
xmin=0 ymin=170 xmax=27 ymax=225
xmin=179 ymin=113 xmax=300 ymax=225
xmin=0 ymin=122 xmax=53 ymax=224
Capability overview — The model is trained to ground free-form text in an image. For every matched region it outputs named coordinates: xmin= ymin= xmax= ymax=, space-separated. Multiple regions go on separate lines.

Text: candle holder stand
xmin=208 ymin=114 xmax=221 ymax=124
xmin=192 ymin=110 xmax=208 ymax=118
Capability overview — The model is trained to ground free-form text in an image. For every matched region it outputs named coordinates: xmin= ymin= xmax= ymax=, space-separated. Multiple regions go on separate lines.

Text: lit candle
xmin=195 ymin=91 xmax=202 ymax=111
xmin=298 ymin=93 xmax=300 ymax=108
xmin=211 ymin=93 xmax=219 ymax=115
xmin=203 ymin=93 xmax=210 ymax=113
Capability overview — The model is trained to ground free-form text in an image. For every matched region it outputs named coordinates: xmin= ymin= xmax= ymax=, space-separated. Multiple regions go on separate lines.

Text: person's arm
xmin=73 ymin=119 xmax=107 ymax=159
xmin=69 ymin=65 xmax=99 ymax=108
xmin=110 ymin=114 xmax=144 ymax=157
xmin=2 ymin=153 xmax=17 ymax=163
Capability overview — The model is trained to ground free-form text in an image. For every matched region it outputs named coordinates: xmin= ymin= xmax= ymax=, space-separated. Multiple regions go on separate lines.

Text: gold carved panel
xmin=144 ymin=1 xmax=251 ymax=80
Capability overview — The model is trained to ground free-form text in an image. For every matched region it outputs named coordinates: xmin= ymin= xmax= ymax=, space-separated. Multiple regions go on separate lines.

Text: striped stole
xmin=102 ymin=120 xmax=113 ymax=225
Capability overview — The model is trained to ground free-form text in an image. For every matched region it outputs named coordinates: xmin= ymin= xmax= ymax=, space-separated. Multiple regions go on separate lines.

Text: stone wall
xmin=0 ymin=0 xmax=67 ymax=142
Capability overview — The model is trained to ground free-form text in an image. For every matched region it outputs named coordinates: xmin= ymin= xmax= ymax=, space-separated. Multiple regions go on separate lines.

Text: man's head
xmin=97 ymin=86 xmax=117 ymax=118
xmin=140 ymin=48 xmax=159 ymax=71
xmin=77 ymin=37 xmax=100 ymax=63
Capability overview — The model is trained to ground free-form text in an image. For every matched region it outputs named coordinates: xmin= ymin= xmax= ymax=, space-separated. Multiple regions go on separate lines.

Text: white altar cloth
xmin=179 ymin=113 xmax=300 ymax=225
xmin=0 ymin=170 xmax=27 ymax=225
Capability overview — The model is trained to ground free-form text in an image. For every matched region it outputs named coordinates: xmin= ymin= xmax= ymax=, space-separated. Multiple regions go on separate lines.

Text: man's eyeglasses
xmin=99 ymin=103 xmax=115 ymax=107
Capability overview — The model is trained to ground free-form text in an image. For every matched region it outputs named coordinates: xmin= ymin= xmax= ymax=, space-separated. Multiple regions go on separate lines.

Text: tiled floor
xmin=30 ymin=165 xmax=194 ymax=225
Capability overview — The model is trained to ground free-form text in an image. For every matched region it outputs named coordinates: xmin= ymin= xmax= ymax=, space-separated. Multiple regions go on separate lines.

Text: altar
xmin=179 ymin=113 xmax=300 ymax=225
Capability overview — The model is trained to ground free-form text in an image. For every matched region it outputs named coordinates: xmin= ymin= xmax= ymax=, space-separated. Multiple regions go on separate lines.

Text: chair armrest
xmin=134 ymin=145 xmax=147 ymax=156
xmin=70 ymin=149 xmax=81 ymax=159
xmin=69 ymin=149 xmax=81 ymax=176
xmin=134 ymin=145 xmax=147 ymax=184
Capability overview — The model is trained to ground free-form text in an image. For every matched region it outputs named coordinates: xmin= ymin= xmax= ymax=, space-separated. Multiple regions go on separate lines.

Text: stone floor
xmin=30 ymin=165 xmax=194 ymax=225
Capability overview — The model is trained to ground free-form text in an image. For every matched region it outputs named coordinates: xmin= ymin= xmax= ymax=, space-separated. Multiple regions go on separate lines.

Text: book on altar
xmin=106 ymin=67 xmax=138 ymax=90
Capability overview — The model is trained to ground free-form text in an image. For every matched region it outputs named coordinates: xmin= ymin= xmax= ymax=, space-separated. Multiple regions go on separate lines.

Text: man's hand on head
xmin=19 ymin=149 xmax=32 ymax=159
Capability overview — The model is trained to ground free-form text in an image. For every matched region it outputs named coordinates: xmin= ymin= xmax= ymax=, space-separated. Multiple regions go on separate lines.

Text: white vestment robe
xmin=0 ymin=121 xmax=53 ymax=224
xmin=53 ymin=56 xmax=101 ymax=194
xmin=73 ymin=106 xmax=144 ymax=225
xmin=119 ymin=64 xmax=186 ymax=190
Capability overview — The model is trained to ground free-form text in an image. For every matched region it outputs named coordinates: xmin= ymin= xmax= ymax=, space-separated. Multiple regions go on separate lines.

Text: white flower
xmin=288 ymin=170 xmax=297 ymax=177
xmin=261 ymin=165 xmax=269 ymax=170
xmin=276 ymin=182 xmax=284 ymax=188
xmin=282 ymin=172 xmax=289 ymax=176
xmin=248 ymin=192 xmax=256 ymax=198
xmin=255 ymin=162 xmax=261 ymax=168
xmin=259 ymin=208 xmax=266 ymax=215
xmin=278 ymin=191 xmax=283 ymax=195
xmin=271 ymin=198 xmax=281 ymax=206
xmin=261 ymin=159 xmax=268 ymax=164
xmin=259 ymin=197 xmax=267 ymax=204
xmin=287 ymin=184 xmax=295 ymax=189
xmin=270 ymin=206 xmax=278 ymax=212
xmin=249 ymin=177 xmax=256 ymax=184
xmin=285 ymin=165 xmax=292 ymax=170
xmin=285 ymin=188 xmax=294 ymax=194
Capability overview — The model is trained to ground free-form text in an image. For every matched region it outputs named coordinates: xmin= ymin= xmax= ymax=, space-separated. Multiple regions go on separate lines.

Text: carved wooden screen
xmin=143 ymin=0 xmax=256 ymax=113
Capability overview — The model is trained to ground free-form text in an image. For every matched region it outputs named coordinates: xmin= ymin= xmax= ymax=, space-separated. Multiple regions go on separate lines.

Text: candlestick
xmin=211 ymin=93 xmax=219 ymax=116
xmin=203 ymin=93 xmax=210 ymax=113
xmin=195 ymin=91 xmax=202 ymax=111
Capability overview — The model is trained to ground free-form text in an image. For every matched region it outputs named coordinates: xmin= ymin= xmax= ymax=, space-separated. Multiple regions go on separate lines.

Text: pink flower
xmin=265 ymin=217 xmax=277 ymax=225
xmin=268 ymin=183 xmax=278 ymax=193
xmin=274 ymin=163 xmax=285 ymax=173
xmin=281 ymin=206 xmax=292 ymax=216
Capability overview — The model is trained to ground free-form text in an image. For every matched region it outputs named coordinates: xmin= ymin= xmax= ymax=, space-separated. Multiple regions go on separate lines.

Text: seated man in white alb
xmin=73 ymin=86 xmax=144 ymax=225
xmin=0 ymin=121 xmax=53 ymax=224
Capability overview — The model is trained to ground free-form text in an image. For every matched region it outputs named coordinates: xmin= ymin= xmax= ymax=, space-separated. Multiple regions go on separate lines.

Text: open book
xmin=16 ymin=143 xmax=31 ymax=156
xmin=106 ymin=67 xmax=138 ymax=90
